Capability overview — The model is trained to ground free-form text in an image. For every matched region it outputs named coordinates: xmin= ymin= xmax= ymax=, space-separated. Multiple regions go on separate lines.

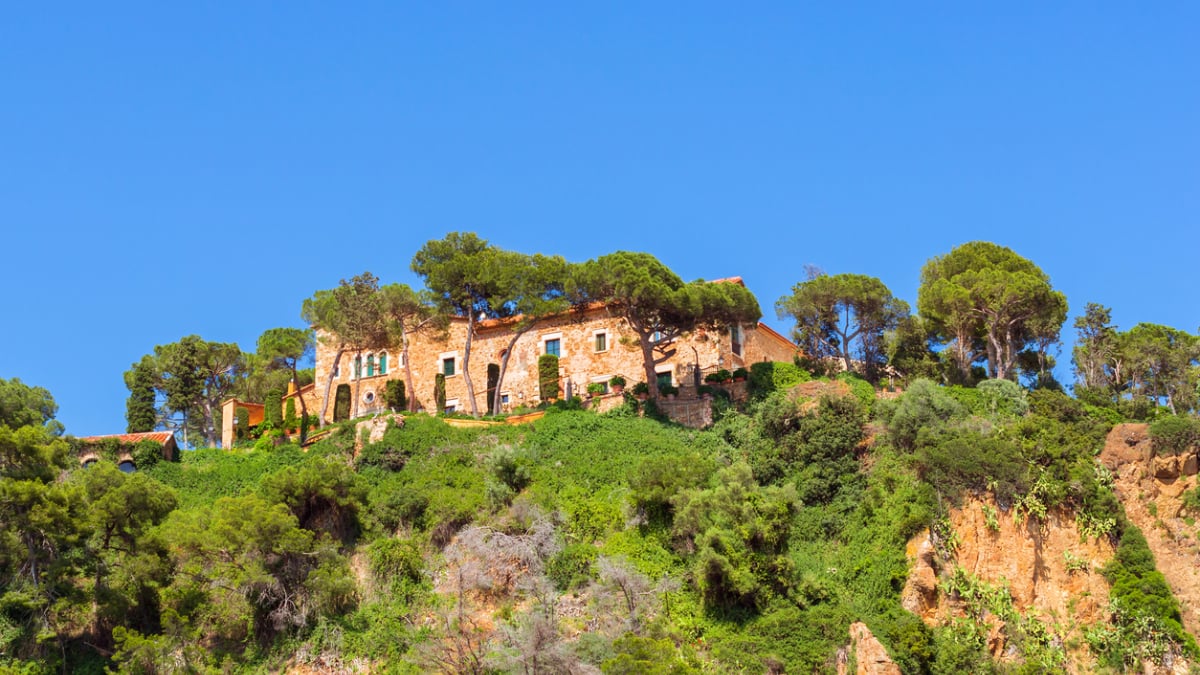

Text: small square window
xmin=656 ymin=371 xmax=673 ymax=388
xmin=443 ymin=357 xmax=456 ymax=376
xmin=594 ymin=333 xmax=607 ymax=352
xmin=545 ymin=338 xmax=561 ymax=357
xmin=501 ymin=393 xmax=510 ymax=405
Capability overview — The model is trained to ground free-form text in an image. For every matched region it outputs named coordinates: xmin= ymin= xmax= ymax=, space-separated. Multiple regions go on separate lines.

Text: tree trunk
xmin=350 ymin=349 xmax=362 ymax=420
xmin=319 ymin=348 xmax=344 ymax=427
xmin=639 ymin=333 xmax=659 ymax=398
xmin=402 ymin=329 xmax=417 ymax=412
xmin=291 ymin=363 xmax=309 ymax=443
xmin=492 ymin=329 xmax=525 ymax=413
xmin=463 ymin=315 xmax=479 ymax=417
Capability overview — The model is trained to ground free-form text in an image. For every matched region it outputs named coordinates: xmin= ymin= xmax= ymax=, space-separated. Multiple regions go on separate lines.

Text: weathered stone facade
xmin=311 ymin=297 xmax=798 ymax=422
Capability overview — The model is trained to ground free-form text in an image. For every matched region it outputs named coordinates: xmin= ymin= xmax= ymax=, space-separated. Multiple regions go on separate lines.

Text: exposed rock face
xmin=837 ymin=622 xmax=901 ymax=675
xmin=1101 ymin=423 xmax=1200 ymax=636
xmin=902 ymin=496 xmax=1114 ymax=672
xmin=900 ymin=535 xmax=939 ymax=619
xmin=354 ymin=413 xmax=402 ymax=451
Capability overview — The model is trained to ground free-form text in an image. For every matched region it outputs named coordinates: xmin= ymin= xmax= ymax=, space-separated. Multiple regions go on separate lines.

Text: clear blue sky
xmin=2 ymin=3 xmax=1197 ymax=436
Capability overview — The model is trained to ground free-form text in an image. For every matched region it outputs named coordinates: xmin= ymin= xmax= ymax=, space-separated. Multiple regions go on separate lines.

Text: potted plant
xmin=609 ymin=375 xmax=626 ymax=394
xmin=732 ymin=367 xmax=748 ymax=382
xmin=704 ymin=371 xmax=727 ymax=384
xmin=586 ymin=382 xmax=607 ymax=398
xmin=632 ymin=381 xmax=650 ymax=401
xmin=659 ymin=383 xmax=679 ymax=400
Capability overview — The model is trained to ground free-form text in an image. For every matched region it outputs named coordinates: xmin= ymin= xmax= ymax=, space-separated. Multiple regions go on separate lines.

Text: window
xmin=363 ymin=390 xmax=376 ymax=405
xmin=118 ymin=460 xmax=136 ymax=474
xmin=656 ymin=371 xmax=673 ymax=388
xmin=594 ymin=332 xmax=608 ymax=352
xmin=730 ymin=324 xmax=743 ymax=357
xmin=440 ymin=351 xmax=458 ymax=376
xmin=500 ymin=392 xmax=511 ymax=406
xmin=445 ymin=398 xmax=459 ymax=414
xmin=379 ymin=352 xmax=388 ymax=375
xmin=366 ymin=354 xmax=376 ymax=377
xmin=544 ymin=338 xmax=561 ymax=357
xmin=354 ymin=356 xmax=362 ymax=379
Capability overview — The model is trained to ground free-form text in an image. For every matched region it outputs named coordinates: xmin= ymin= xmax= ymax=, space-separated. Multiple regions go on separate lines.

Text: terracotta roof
xmin=709 ymin=276 xmax=745 ymax=286
xmin=79 ymin=431 xmax=176 ymax=446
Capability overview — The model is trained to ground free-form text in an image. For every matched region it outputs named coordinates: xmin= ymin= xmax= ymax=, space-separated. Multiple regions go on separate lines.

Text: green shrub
xmin=265 ymin=388 xmax=284 ymax=428
xmin=631 ymin=381 xmax=649 ymax=396
xmin=434 ymin=373 xmax=446 ymax=412
xmin=385 ymin=379 xmax=407 ymax=411
xmin=131 ymin=438 xmax=165 ymax=469
xmin=887 ymin=379 xmax=967 ymax=450
xmin=547 ymin=543 xmax=598 ymax=591
xmin=284 ymin=397 xmax=297 ymax=432
xmin=538 ymin=354 xmax=560 ymax=400
xmin=706 ymin=369 xmax=732 ymax=383
xmin=235 ymin=406 xmax=250 ymax=441
xmin=658 ymin=383 xmax=679 ymax=398
xmin=334 ymin=384 xmax=352 ymax=422
xmin=1099 ymin=524 xmax=1198 ymax=665
xmin=587 ymin=382 xmax=607 ymax=396
xmin=976 ymin=378 xmax=1029 ymax=418
xmin=747 ymin=361 xmax=809 ymax=400
xmin=1148 ymin=414 xmax=1200 ymax=455
xmin=836 ymin=372 xmax=875 ymax=411
xmin=732 ymin=367 xmax=749 ymax=380
xmin=486 ymin=362 xmax=500 ymax=415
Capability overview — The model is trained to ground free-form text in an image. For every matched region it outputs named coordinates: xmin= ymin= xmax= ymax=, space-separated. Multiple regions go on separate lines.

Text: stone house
xmin=310 ymin=277 xmax=798 ymax=422
xmin=77 ymin=431 xmax=179 ymax=471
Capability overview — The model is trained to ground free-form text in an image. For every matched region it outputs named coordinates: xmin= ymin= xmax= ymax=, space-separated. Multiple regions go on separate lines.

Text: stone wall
xmin=313 ymin=305 xmax=798 ymax=423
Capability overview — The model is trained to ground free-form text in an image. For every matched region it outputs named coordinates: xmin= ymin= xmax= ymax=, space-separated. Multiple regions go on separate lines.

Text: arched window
xmin=118 ymin=460 xmax=136 ymax=473
xmin=354 ymin=355 xmax=362 ymax=380
xmin=379 ymin=352 xmax=388 ymax=375
xmin=367 ymin=353 xmax=376 ymax=377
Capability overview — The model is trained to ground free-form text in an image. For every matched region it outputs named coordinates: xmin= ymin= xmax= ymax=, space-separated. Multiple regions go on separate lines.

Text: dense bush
xmin=539 ymin=354 xmax=560 ymax=400
xmin=1148 ymin=414 xmax=1200 ymax=455
xmin=486 ymin=362 xmax=500 ymax=414
xmin=886 ymin=379 xmax=967 ymax=450
xmin=385 ymin=378 xmax=407 ymax=411
xmin=434 ymin=373 xmax=446 ymax=412
xmin=334 ymin=384 xmax=351 ymax=422
xmin=747 ymin=361 xmax=808 ymax=399
xmin=975 ymin=378 xmax=1029 ymax=418
xmin=266 ymin=387 xmax=284 ymax=427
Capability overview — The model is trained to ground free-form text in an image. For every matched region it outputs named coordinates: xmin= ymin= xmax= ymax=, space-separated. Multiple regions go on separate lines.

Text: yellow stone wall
xmin=312 ymin=306 xmax=798 ymax=422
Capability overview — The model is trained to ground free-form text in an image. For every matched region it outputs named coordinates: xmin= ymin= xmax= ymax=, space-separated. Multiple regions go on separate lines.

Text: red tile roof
xmin=79 ymin=431 xmax=176 ymax=446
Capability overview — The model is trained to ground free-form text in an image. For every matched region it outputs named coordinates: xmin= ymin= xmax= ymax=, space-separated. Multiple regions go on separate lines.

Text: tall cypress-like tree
xmin=123 ymin=356 xmax=159 ymax=433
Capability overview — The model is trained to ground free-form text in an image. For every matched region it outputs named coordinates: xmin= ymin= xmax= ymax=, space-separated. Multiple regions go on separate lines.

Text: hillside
xmin=3 ymin=372 xmax=1200 ymax=673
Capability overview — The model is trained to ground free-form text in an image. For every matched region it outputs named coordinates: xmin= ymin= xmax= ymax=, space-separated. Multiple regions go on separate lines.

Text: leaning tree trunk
xmin=402 ymin=330 xmax=417 ymax=412
xmin=493 ymin=328 xmax=530 ymax=415
xmin=462 ymin=315 xmax=480 ymax=417
xmin=319 ymin=348 xmax=345 ymax=428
